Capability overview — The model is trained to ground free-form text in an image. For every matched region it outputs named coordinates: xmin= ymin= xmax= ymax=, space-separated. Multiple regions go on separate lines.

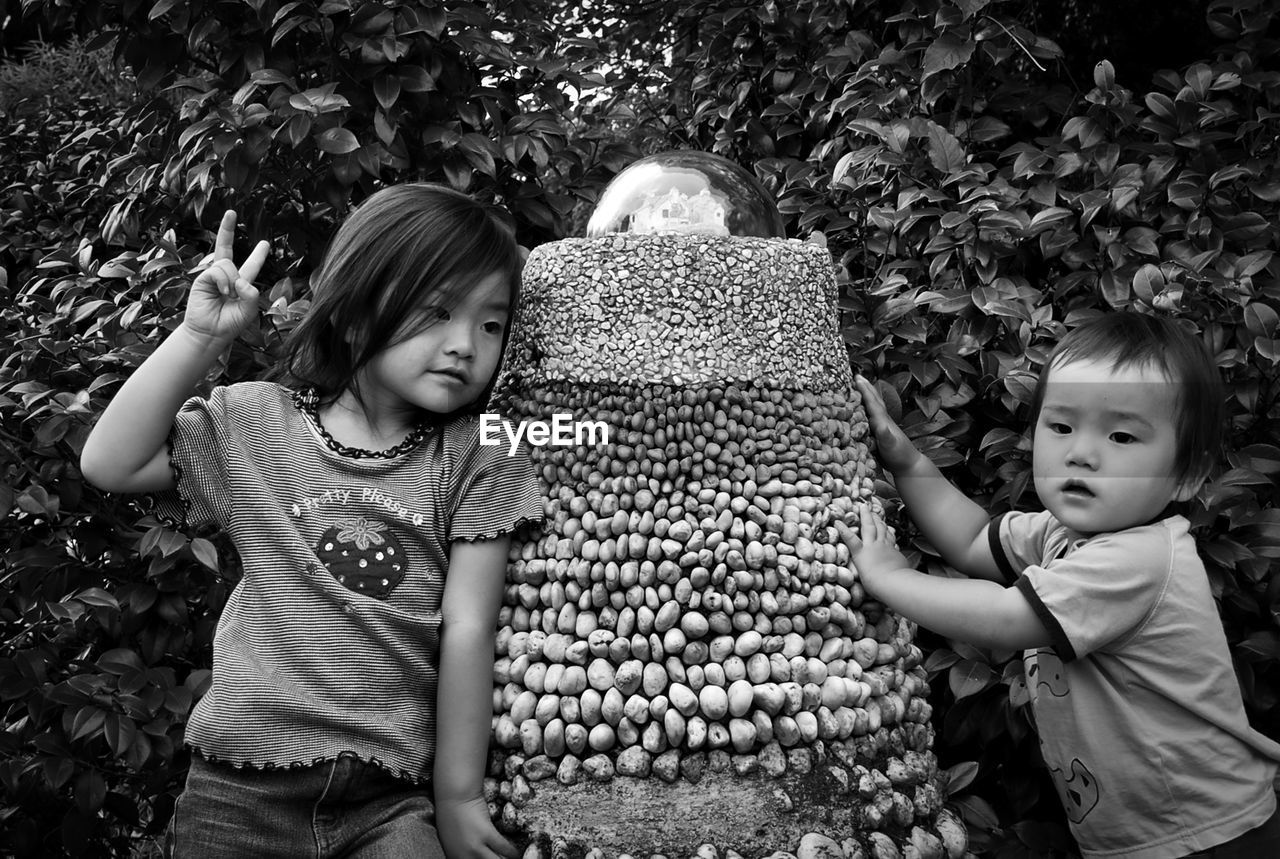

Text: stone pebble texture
xmin=487 ymin=234 xmax=964 ymax=859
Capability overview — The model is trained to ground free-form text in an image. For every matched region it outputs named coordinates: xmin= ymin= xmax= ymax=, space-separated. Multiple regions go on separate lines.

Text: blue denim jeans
xmin=166 ymin=754 xmax=443 ymax=858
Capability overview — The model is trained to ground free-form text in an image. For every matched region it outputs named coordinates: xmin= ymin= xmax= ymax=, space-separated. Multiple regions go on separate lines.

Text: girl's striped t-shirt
xmin=154 ymin=381 xmax=544 ymax=782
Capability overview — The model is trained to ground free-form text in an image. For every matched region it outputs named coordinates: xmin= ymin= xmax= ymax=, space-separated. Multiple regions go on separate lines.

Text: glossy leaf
xmin=315 ymin=127 xmax=360 ymax=155
xmin=949 ymin=658 xmax=998 ymax=699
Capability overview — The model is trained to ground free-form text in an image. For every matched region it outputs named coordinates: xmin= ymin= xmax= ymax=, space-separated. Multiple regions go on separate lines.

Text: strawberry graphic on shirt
xmin=315 ymin=517 xmax=406 ymax=599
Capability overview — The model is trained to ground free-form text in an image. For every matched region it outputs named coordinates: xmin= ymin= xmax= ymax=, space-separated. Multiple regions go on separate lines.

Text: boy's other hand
xmin=854 ymin=374 xmax=921 ymax=475
xmin=835 ymin=504 xmax=910 ymax=578
xmin=184 ymin=210 xmax=270 ymax=343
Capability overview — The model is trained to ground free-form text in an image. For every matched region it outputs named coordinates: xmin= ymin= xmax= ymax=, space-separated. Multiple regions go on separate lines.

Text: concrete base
xmin=502 ymin=758 xmax=912 ymax=857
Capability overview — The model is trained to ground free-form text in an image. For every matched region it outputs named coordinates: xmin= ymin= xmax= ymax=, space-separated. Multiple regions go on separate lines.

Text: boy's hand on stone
xmin=836 ymin=504 xmax=910 ymax=578
xmin=184 ymin=210 xmax=270 ymax=343
xmin=854 ymin=374 xmax=921 ymax=475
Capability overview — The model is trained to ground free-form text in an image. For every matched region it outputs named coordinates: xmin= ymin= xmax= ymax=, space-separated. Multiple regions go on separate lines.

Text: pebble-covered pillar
xmin=487 ymin=232 xmax=965 ymax=859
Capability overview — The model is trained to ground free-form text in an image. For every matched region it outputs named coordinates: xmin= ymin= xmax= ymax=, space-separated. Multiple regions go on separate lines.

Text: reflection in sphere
xmin=585 ymin=150 xmax=785 ymax=239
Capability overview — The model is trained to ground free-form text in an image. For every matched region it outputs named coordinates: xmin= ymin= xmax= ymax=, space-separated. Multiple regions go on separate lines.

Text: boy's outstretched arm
xmin=80 ymin=212 xmax=269 ymax=493
xmin=855 ymin=375 xmax=1002 ymax=581
xmin=836 ymin=506 xmax=1050 ymax=651
xmin=435 ymin=537 xmax=519 ymax=859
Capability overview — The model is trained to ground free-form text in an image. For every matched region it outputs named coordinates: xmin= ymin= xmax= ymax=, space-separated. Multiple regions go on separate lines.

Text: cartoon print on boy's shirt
xmin=1050 ymin=758 xmax=1100 ymax=823
xmin=1024 ymin=651 xmax=1100 ymax=823
xmin=315 ymin=517 xmax=407 ymax=599
xmin=1025 ymin=648 xmax=1069 ymax=697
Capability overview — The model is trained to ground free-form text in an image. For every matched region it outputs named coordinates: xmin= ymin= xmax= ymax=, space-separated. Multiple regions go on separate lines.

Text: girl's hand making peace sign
xmin=184 ymin=210 xmax=271 ymax=342
xmin=80 ymin=211 xmax=271 ymax=494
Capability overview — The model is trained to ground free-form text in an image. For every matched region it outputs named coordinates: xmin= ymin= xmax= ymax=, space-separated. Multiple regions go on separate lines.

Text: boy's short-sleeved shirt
xmin=991 ymin=509 xmax=1280 ymax=858
xmin=153 ymin=382 xmax=544 ymax=782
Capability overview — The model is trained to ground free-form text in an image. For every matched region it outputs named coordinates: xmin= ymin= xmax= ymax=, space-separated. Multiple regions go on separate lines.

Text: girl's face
xmin=357 ymin=271 xmax=510 ymax=419
xmin=1032 ymin=356 xmax=1199 ymax=534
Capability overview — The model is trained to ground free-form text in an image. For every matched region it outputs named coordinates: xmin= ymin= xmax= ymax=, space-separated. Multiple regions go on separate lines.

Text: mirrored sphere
xmin=585 ymin=150 xmax=785 ymax=239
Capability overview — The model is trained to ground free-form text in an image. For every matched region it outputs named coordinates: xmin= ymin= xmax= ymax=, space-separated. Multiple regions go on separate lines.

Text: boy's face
xmin=1032 ymin=357 xmax=1200 ymax=534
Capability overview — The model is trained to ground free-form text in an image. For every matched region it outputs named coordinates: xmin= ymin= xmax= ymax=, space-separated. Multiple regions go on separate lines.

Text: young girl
xmin=81 ymin=185 xmax=541 ymax=859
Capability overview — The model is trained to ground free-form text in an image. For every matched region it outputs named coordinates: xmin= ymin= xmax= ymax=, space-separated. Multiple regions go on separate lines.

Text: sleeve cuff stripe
xmin=1014 ymin=575 xmax=1077 ymax=662
xmin=989 ymin=513 xmax=1019 ymax=585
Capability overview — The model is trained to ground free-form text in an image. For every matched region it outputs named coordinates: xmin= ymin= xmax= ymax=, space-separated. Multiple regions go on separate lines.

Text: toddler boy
xmin=838 ymin=312 xmax=1280 ymax=857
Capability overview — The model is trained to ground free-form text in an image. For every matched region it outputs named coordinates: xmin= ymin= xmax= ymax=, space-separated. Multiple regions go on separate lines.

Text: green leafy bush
xmin=0 ymin=35 xmax=136 ymax=115
xmin=29 ymin=0 xmax=625 ymax=259
xmin=0 ymin=89 xmax=226 ymax=854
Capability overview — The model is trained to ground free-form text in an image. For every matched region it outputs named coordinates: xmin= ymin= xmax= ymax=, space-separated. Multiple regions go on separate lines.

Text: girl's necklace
xmin=293 ymin=388 xmax=433 ymax=460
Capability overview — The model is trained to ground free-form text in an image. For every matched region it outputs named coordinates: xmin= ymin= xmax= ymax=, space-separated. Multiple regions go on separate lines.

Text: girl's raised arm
xmin=80 ymin=212 xmax=269 ymax=493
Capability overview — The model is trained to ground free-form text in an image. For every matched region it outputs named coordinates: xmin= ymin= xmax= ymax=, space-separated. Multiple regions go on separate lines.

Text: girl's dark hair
xmin=1029 ymin=311 xmax=1224 ymax=486
xmin=275 ymin=183 xmax=521 ymax=416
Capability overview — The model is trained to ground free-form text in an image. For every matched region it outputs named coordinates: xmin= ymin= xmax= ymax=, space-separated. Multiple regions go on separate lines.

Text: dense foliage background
xmin=2 ymin=1 xmax=1277 ymax=856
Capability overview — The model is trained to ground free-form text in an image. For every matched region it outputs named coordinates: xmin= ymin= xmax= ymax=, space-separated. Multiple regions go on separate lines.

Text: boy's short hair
xmin=1029 ymin=312 xmax=1224 ymax=486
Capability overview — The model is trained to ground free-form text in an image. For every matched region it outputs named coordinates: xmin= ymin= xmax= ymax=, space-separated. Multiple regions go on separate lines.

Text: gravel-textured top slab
xmin=502 ymin=234 xmax=852 ymax=392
